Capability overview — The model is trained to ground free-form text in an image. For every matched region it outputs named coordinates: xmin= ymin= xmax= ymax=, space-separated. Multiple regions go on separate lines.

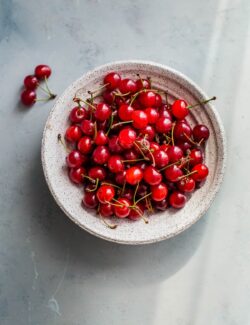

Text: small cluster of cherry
xmin=21 ymin=64 xmax=56 ymax=106
xmin=62 ymin=71 xmax=215 ymax=228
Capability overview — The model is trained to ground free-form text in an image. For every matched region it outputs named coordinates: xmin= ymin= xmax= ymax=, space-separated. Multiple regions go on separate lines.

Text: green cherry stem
xmin=187 ymin=96 xmax=216 ymax=109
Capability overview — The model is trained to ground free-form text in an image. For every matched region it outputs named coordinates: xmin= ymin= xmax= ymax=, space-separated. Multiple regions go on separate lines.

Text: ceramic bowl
xmin=41 ymin=60 xmax=226 ymax=244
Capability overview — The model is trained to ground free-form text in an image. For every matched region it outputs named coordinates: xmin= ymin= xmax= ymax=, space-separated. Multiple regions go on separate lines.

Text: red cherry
xmin=151 ymin=183 xmax=168 ymax=201
xmin=174 ymin=121 xmax=192 ymax=142
xmin=92 ymin=146 xmax=110 ymax=165
xmin=95 ymin=130 xmax=108 ymax=146
xmin=150 ymin=142 xmax=160 ymax=152
xmin=175 ymin=140 xmax=192 ymax=153
xmin=81 ymin=120 xmax=95 ymax=136
xmin=139 ymin=91 xmax=157 ymax=107
xmin=154 ymin=199 xmax=168 ymax=211
xmin=34 ymin=64 xmax=51 ymax=79
xmin=129 ymin=203 xmax=145 ymax=220
xmin=189 ymin=148 xmax=203 ymax=166
xmin=99 ymin=203 xmax=114 ymax=217
xmin=97 ymin=184 xmax=115 ymax=203
xmin=153 ymin=150 xmax=169 ymax=168
xmin=136 ymin=183 xmax=149 ymax=197
xmin=164 ymin=165 xmax=183 ymax=182
xmin=132 ymin=110 xmax=148 ymax=129
xmin=24 ymin=75 xmax=38 ymax=90
xmin=141 ymin=125 xmax=155 ymax=141
xmin=135 ymin=78 xmax=150 ymax=91
xmin=169 ymin=191 xmax=186 ymax=208
xmin=154 ymin=94 xmax=162 ymax=107
xmin=160 ymin=143 xmax=171 ymax=152
xmin=88 ymin=166 xmax=107 ymax=181
xmin=172 ymin=99 xmax=189 ymax=119
xmin=113 ymin=198 xmax=131 ymax=218
xmin=124 ymin=149 xmax=139 ymax=161
xmin=70 ymin=106 xmax=88 ymax=123
xmin=118 ymin=128 xmax=137 ymax=149
xmin=126 ymin=166 xmax=143 ymax=185
xmin=118 ymin=104 xmax=134 ymax=121
xmin=191 ymin=164 xmax=209 ymax=181
xmin=155 ymin=117 xmax=172 ymax=133
xmin=109 ymin=135 xmax=124 ymax=153
xmin=115 ymin=171 xmax=126 ymax=185
xmin=104 ymin=72 xmax=121 ymax=90
xmin=78 ymin=136 xmax=93 ymax=154
xmin=177 ymin=177 xmax=195 ymax=193
xmin=21 ymin=89 xmax=36 ymax=106
xmin=143 ymin=166 xmax=162 ymax=185
xmin=97 ymin=120 xmax=108 ymax=131
xmin=102 ymin=90 xmax=115 ymax=104
xmin=69 ymin=167 xmax=85 ymax=184
xmin=159 ymin=104 xmax=173 ymax=120
xmin=66 ymin=150 xmax=84 ymax=168
xmin=167 ymin=146 xmax=183 ymax=163
xmin=122 ymin=188 xmax=134 ymax=201
xmin=65 ymin=125 xmax=82 ymax=142
xmin=94 ymin=103 xmax=112 ymax=121
xmin=145 ymin=107 xmax=159 ymax=124
xmin=193 ymin=124 xmax=210 ymax=142
xmin=108 ymin=155 xmax=124 ymax=173
xmin=82 ymin=191 xmax=98 ymax=209
xmin=119 ymin=79 xmax=137 ymax=94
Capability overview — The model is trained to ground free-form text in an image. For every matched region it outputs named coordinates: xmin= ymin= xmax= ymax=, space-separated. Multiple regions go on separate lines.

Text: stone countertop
xmin=0 ymin=0 xmax=249 ymax=324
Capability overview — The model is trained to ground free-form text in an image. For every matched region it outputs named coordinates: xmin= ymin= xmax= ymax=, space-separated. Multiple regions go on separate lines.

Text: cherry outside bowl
xmin=41 ymin=61 xmax=226 ymax=245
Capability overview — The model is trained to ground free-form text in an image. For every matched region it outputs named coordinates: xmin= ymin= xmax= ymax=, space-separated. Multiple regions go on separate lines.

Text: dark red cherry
xmin=189 ymin=148 xmax=203 ymax=166
xmin=24 ymin=75 xmax=38 ymax=90
xmin=119 ymin=79 xmax=137 ymax=94
xmin=141 ymin=125 xmax=155 ymax=141
xmin=113 ymin=198 xmax=131 ymax=218
xmin=129 ymin=203 xmax=145 ymax=220
xmin=99 ymin=203 xmax=114 ymax=217
xmin=164 ymin=165 xmax=183 ymax=182
xmin=82 ymin=192 xmax=98 ymax=209
xmin=88 ymin=166 xmax=107 ymax=181
xmin=151 ymin=182 xmax=168 ymax=201
xmin=109 ymin=135 xmax=124 ymax=153
xmin=135 ymin=78 xmax=150 ymax=91
xmin=193 ymin=124 xmax=210 ymax=142
xmin=118 ymin=128 xmax=137 ymax=149
xmin=104 ymin=72 xmax=121 ymax=90
xmin=132 ymin=110 xmax=148 ymax=129
xmin=174 ymin=121 xmax=192 ymax=142
xmin=139 ymin=91 xmax=157 ymax=107
xmin=92 ymin=146 xmax=110 ymax=164
xmin=167 ymin=146 xmax=184 ymax=163
xmin=169 ymin=191 xmax=186 ymax=208
xmin=145 ymin=107 xmax=159 ymax=124
xmin=155 ymin=117 xmax=172 ymax=133
xmin=153 ymin=150 xmax=169 ymax=168
xmin=69 ymin=167 xmax=85 ymax=184
xmin=66 ymin=150 xmax=84 ymax=168
xmin=70 ymin=106 xmax=88 ymax=123
xmin=94 ymin=103 xmax=112 ymax=121
xmin=65 ymin=125 xmax=82 ymax=142
xmin=95 ymin=130 xmax=108 ymax=146
xmin=81 ymin=120 xmax=95 ymax=136
xmin=78 ymin=136 xmax=93 ymax=154
xmin=177 ymin=177 xmax=195 ymax=193
xmin=108 ymin=155 xmax=124 ymax=173
xmin=102 ymin=90 xmax=115 ymax=104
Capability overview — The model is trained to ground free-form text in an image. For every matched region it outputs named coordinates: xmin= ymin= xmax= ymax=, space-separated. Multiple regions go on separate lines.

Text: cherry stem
xmin=171 ymin=122 xmax=176 ymax=146
xmin=86 ymin=178 xmax=99 ymax=191
xmin=111 ymin=120 xmax=133 ymax=129
xmin=57 ymin=134 xmax=70 ymax=153
xmin=88 ymin=83 xmax=109 ymax=95
xmin=101 ymin=182 xmax=122 ymax=190
xmin=74 ymin=97 xmax=96 ymax=110
xmin=44 ymin=77 xmax=57 ymax=98
xmin=133 ymin=182 xmax=140 ymax=205
xmin=94 ymin=121 xmax=97 ymax=139
xmin=113 ymin=91 xmax=131 ymax=97
xmin=121 ymin=180 xmax=126 ymax=196
xmin=145 ymin=196 xmax=153 ymax=213
xmin=159 ymin=157 xmax=191 ymax=172
xmin=178 ymin=170 xmax=197 ymax=180
xmin=130 ymin=88 xmax=164 ymax=105
xmin=134 ymin=141 xmax=149 ymax=161
xmin=184 ymin=133 xmax=200 ymax=146
xmin=187 ymin=96 xmax=216 ymax=109
xmin=122 ymin=158 xmax=145 ymax=163
xmin=106 ymin=114 xmax=114 ymax=135
xmin=100 ymin=215 xmax=117 ymax=229
xmin=82 ymin=175 xmax=96 ymax=183
xmin=135 ymin=192 xmax=152 ymax=205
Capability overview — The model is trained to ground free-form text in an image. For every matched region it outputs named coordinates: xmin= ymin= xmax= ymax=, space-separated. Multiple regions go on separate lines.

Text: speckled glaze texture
xmin=41 ymin=61 xmax=226 ymax=244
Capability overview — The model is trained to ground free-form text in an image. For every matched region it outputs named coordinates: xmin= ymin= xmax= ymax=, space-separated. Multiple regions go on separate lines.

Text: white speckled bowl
xmin=41 ymin=61 xmax=226 ymax=245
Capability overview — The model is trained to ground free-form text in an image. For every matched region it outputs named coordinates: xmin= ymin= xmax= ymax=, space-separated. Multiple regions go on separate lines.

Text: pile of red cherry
xmin=63 ymin=71 xmax=215 ymax=227
xmin=21 ymin=64 xmax=56 ymax=106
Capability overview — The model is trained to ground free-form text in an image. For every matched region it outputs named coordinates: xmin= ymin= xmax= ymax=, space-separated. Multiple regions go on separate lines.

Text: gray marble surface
xmin=0 ymin=0 xmax=250 ymax=324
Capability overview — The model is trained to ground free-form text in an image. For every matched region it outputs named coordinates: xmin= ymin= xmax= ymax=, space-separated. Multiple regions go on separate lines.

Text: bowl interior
xmin=42 ymin=61 xmax=226 ymax=244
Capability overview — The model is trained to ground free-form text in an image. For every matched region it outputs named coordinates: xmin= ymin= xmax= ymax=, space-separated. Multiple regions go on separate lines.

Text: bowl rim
xmin=41 ymin=60 xmax=227 ymax=245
